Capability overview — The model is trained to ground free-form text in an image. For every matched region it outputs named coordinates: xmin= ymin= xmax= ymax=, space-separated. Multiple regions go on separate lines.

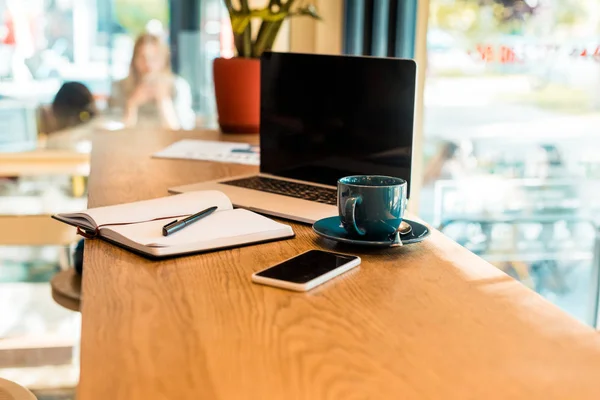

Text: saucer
xmin=312 ymin=217 xmax=430 ymax=247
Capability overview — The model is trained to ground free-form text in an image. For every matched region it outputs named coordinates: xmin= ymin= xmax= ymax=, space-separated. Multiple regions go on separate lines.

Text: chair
xmin=0 ymin=378 xmax=37 ymax=400
xmin=50 ymin=269 xmax=81 ymax=312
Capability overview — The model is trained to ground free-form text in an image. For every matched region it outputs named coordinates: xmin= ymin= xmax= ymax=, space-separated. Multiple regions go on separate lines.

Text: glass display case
xmin=434 ymin=176 xmax=600 ymax=325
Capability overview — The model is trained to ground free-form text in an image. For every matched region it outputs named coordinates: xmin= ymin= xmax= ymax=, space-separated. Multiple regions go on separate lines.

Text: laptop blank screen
xmin=260 ymin=52 xmax=416 ymax=198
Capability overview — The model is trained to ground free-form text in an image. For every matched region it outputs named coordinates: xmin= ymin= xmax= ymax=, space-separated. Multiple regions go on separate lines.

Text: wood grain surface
xmin=79 ymin=129 xmax=600 ymax=400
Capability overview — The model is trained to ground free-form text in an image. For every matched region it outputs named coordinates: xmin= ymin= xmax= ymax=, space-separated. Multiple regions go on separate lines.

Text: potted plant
xmin=214 ymin=0 xmax=320 ymax=133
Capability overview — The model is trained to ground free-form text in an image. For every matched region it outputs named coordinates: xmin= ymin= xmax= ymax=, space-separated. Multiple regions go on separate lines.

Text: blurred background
xmin=0 ymin=0 xmax=229 ymax=397
xmin=420 ymin=0 xmax=600 ymax=329
xmin=0 ymin=0 xmax=228 ymax=122
xmin=1 ymin=0 xmax=600 ymax=397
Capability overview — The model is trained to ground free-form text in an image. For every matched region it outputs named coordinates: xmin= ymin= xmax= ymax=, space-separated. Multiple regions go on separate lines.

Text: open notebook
xmin=52 ymin=191 xmax=294 ymax=259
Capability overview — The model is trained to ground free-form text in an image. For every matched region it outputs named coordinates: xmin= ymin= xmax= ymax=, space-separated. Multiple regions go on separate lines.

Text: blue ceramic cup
xmin=338 ymin=175 xmax=407 ymax=240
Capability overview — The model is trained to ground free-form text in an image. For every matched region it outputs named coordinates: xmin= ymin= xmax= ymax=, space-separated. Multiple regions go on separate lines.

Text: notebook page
xmin=104 ymin=209 xmax=288 ymax=248
xmin=85 ymin=191 xmax=232 ymax=226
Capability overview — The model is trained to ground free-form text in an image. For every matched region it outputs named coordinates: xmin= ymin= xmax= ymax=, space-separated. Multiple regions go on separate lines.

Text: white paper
xmin=109 ymin=208 xmax=288 ymax=248
xmin=83 ymin=191 xmax=232 ymax=226
xmin=153 ymin=139 xmax=260 ymax=166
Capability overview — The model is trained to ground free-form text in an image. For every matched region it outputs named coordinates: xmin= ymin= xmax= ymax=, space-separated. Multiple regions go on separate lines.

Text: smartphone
xmin=251 ymin=250 xmax=361 ymax=292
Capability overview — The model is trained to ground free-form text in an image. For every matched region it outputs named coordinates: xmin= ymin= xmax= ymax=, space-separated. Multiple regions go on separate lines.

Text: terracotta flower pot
xmin=213 ymin=57 xmax=260 ymax=134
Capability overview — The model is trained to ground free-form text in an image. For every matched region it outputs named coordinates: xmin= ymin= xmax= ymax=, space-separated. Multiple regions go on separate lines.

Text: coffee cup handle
xmin=345 ymin=196 xmax=366 ymax=236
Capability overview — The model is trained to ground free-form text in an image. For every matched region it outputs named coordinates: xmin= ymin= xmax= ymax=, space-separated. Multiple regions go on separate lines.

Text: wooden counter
xmin=79 ymin=129 xmax=600 ymax=400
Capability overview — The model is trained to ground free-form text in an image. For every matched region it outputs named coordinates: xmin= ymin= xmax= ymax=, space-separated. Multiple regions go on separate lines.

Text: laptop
xmin=170 ymin=52 xmax=417 ymax=224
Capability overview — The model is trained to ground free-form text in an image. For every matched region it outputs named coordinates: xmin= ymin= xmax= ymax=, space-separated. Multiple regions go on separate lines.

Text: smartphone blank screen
xmin=256 ymin=250 xmax=358 ymax=284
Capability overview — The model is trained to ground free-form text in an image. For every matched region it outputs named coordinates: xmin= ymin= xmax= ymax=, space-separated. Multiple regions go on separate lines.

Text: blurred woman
xmin=110 ymin=33 xmax=195 ymax=130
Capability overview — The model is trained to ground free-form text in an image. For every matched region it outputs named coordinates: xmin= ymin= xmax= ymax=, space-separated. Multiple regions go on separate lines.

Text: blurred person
xmin=2 ymin=3 xmax=35 ymax=81
xmin=523 ymin=143 xmax=579 ymax=250
xmin=420 ymin=140 xmax=477 ymax=225
xmin=37 ymin=81 xmax=98 ymax=153
xmin=109 ymin=33 xmax=195 ymax=130
xmin=524 ymin=144 xmax=566 ymax=179
xmin=51 ymin=81 xmax=97 ymax=132
xmin=38 ymin=82 xmax=98 ymax=274
xmin=423 ymin=140 xmax=475 ymax=185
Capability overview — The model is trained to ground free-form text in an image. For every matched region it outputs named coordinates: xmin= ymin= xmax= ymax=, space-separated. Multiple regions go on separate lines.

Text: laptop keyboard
xmin=222 ymin=176 xmax=337 ymax=205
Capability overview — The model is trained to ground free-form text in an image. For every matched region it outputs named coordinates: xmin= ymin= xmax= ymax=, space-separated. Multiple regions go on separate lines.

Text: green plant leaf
xmin=250 ymin=8 xmax=288 ymax=22
xmin=253 ymin=20 xmax=283 ymax=58
xmin=231 ymin=15 xmax=252 ymax=34
xmin=231 ymin=8 xmax=288 ymax=34
xmin=293 ymin=4 xmax=322 ymax=20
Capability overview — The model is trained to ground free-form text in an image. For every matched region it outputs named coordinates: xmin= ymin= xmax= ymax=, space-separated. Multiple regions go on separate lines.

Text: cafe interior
xmin=1 ymin=0 xmax=600 ymax=399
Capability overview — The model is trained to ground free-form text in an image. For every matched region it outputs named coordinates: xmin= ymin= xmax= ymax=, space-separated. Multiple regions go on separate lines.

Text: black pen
xmin=162 ymin=206 xmax=218 ymax=236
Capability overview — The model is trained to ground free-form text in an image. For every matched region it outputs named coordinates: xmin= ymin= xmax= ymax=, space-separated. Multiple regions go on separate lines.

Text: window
xmin=422 ymin=0 xmax=600 ymax=325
